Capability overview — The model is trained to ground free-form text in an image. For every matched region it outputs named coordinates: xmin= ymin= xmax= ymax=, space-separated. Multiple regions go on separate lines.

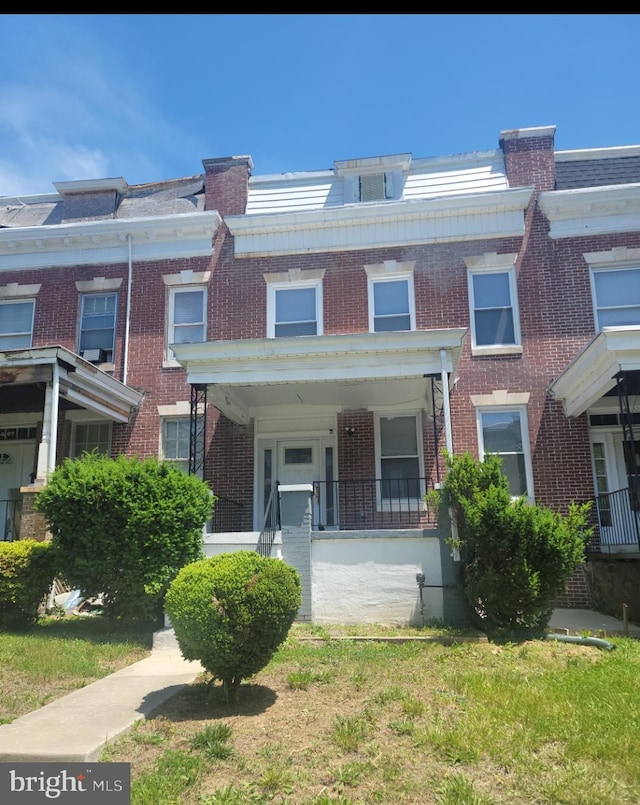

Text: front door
xmin=0 ymin=443 xmax=33 ymax=540
xmin=257 ymin=437 xmax=335 ymax=530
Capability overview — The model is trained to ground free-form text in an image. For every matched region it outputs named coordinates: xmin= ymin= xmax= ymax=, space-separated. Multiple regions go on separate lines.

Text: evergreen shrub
xmin=0 ymin=540 xmax=56 ymax=629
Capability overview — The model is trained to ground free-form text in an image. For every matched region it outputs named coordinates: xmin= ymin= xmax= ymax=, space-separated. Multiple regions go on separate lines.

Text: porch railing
xmin=256 ymin=483 xmax=281 ymax=557
xmin=586 ymin=487 xmax=640 ymax=552
xmin=209 ymin=495 xmax=245 ymax=533
xmin=312 ymin=478 xmax=435 ymax=531
xmin=1 ymin=499 xmax=22 ymax=541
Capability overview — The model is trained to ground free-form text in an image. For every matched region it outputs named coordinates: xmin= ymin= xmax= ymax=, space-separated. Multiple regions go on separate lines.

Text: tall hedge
xmin=35 ymin=453 xmax=213 ymax=620
xmin=0 ymin=540 xmax=56 ymax=629
xmin=165 ymin=551 xmax=302 ymax=702
xmin=438 ymin=451 xmax=592 ymax=639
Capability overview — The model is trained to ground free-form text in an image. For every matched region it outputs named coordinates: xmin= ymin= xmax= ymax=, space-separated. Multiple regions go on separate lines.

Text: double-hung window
xmin=267 ymin=278 xmax=323 ymax=338
xmin=168 ymin=287 xmax=206 ymax=359
xmin=477 ymin=407 xmax=533 ymax=498
xmin=369 ymin=275 xmax=415 ymax=332
xmin=468 ymin=269 xmax=519 ymax=349
xmin=0 ymin=300 xmax=35 ymax=349
xmin=377 ymin=414 xmax=423 ymax=503
xmin=79 ymin=293 xmax=117 ymax=363
xmin=72 ymin=422 xmax=111 ymax=458
xmin=592 ymin=266 xmax=640 ymax=329
xmin=162 ymin=418 xmax=190 ymax=473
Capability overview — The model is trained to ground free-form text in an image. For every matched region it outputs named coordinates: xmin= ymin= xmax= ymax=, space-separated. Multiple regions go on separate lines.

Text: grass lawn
xmin=2 ymin=617 xmax=640 ymax=803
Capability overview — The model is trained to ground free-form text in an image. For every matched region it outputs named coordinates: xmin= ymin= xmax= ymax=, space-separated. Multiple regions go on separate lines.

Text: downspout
xmin=545 ymin=633 xmax=616 ymax=651
xmin=122 ymin=233 xmax=133 ymax=385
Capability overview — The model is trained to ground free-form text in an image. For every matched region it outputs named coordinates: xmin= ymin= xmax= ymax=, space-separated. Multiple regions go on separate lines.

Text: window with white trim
xmin=167 ymin=287 xmax=206 ymax=359
xmin=0 ymin=299 xmax=35 ymax=349
xmin=468 ymin=269 xmax=519 ymax=348
xmin=267 ymin=279 xmax=322 ymax=338
xmin=72 ymin=422 xmax=111 ymax=458
xmin=376 ymin=414 xmax=424 ymax=502
xmin=162 ymin=418 xmax=190 ymax=473
xmin=592 ymin=265 xmax=640 ymax=330
xmin=79 ymin=293 xmax=117 ymax=363
xmin=368 ymin=274 xmax=415 ymax=332
xmin=477 ymin=407 xmax=532 ymax=498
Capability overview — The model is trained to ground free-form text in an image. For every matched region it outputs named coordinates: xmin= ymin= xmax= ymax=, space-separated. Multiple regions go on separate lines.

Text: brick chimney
xmin=202 ymin=156 xmax=253 ymax=217
xmin=500 ymin=126 xmax=556 ymax=195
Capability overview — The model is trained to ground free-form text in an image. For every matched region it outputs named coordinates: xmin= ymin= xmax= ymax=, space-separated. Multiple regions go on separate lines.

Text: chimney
xmin=202 ymin=156 xmax=253 ymax=217
xmin=499 ymin=126 xmax=556 ymax=195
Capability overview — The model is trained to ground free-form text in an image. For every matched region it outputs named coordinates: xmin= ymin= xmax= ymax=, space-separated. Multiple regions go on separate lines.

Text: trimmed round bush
xmin=165 ymin=551 xmax=302 ymax=701
xmin=0 ymin=540 xmax=56 ymax=629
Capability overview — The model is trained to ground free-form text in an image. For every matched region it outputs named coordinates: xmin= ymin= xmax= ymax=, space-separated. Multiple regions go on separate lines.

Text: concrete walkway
xmin=0 ymin=610 xmax=637 ymax=763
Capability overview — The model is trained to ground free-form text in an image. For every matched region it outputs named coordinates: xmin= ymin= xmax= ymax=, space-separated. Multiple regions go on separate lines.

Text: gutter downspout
xmin=123 ymin=233 xmax=133 ymax=385
xmin=545 ymin=633 xmax=616 ymax=651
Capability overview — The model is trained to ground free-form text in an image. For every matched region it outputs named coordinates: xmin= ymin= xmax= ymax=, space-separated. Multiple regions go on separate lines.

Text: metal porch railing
xmin=1 ymin=499 xmax=21 ymax=541
xmin=256 ymin=483 xmax=281 ymax=557
xmin=587 ymin=487 xmax=640 ymax=552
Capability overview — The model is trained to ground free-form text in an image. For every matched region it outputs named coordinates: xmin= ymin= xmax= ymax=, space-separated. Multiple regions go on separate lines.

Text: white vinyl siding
xmin=0 ymin=300 xmax=35 ymax=349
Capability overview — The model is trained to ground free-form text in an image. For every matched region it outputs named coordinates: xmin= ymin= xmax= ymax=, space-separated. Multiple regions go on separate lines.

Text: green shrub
xmin=35 ymin=453 xmax=213 ymax=620
xmin=438 ymin=452 xmax=592 ymax=639
xmin=165 ymin=551 xmax=302 ymax=702
xmin=0 ymin=540 xmax=56 ymax=629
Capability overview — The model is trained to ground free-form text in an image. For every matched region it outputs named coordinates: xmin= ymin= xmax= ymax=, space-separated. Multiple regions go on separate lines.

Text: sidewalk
xmin=0 ymin=611 xmax=637 ymax=763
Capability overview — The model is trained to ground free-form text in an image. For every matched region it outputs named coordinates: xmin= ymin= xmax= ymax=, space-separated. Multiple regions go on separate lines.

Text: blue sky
xmin=1 ymin=14 xmax=639 ymax=197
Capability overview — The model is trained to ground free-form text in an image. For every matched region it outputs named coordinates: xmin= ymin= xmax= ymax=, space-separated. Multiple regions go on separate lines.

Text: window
xmin=592 ymin=266 xmax=640 ymax=330
xmin=168 ymin=287 xmax=206 ymax=359
xmin=267 ymin=279 xmax=322 ymax=338
xmin=79 ymin=293 xmax=116 ymax=362
xmin=468 ymin=269 xmax=519 ymax=348
xmin=0 ymin=300 xmax=35 ymax=349
xmin=377 ymin=414 xmax=422 ymax=501
xmin=369 ymin=275 xmax=414 ymax=332
xmin=359 ymin=173 xmax=390 ymax=202
xmin=72 ymin=422 xmax=111 ymax=458
xmin=478 ymin=408 xmax=532 ymax=498
xmin=162 ymin=419 xmax=190 ymax=473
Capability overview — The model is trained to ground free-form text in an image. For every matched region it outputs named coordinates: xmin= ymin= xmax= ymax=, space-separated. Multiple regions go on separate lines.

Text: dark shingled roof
xmin=556 ymin=156 xmax=640 ymax=189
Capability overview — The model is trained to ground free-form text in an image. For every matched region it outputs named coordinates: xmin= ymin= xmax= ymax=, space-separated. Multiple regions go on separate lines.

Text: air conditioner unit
xmin=81 ymin=348 xmax=107 ymax=363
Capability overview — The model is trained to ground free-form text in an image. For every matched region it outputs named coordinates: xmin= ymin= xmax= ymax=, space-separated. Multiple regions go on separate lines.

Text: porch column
xmin=34 ymin=362 xmax=60 ymax=484
xmin=439 ymin=349 xmax=453 ymax=455
xmin=279 ymin=483 xmax=313 ymax=622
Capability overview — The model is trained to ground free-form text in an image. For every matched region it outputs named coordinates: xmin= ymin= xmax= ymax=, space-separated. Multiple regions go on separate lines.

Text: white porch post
xmin=439 ymin=349 xmax=453 ymax=455
xmin=35 ymin=362 xmax=60 ymax=483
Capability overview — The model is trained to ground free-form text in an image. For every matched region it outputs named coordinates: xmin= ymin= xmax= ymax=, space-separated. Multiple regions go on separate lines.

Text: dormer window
xmin=335 ymin=153 xmax=411 ymax=205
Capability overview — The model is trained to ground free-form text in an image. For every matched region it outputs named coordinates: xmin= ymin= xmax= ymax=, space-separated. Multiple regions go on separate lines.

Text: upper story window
xmin=335 ymin=153 xmax=411 ymax=205
xmin=0 ymin=299 xmax=35 ymax=349
xmin=592 ymin=265 xmax=640 ymax=330
xmin=365 ymin=260 xmax=416 ymax=333
xmin=264 ymin=269 xmax=325 ymax=338
xmin=465 ymin=253 xmax=521 ymax=356
xmin=168 ymin=287 xmax=207 ymax=358
xmin=79 ymin=293 xmax=117 ymax=363
xmin=476 ymin=406 xmax=533 ymax=499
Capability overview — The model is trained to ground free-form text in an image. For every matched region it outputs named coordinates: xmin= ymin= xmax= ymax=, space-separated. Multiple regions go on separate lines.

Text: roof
xmin=555 ymin=146 xmax=640 ymax=190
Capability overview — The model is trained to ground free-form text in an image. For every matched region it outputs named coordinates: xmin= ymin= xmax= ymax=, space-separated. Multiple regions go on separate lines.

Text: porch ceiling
xmin=172 ymin=328 xmax=467 ymax=425
xmin=0 ymin=345 xmax=143 ymax=422
xmin=550 ymin=326 xmax=640 ymax=417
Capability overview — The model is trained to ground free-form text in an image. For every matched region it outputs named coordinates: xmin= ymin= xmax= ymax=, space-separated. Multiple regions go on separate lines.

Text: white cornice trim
xmin=556 ymin=145 xmax=640 ymax=161
xmin=227 ymin=188 xmax=533 ymax=256
xmin=538 ymin=184 xmax=640 ymax=239
xmin=0 ymin=211 xmax=221 ymax=270
xmin=54 ymin=177 xmax=127 ymax=195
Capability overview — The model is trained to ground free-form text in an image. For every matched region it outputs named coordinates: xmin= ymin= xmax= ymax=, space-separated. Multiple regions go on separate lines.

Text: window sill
xmin=471 ymin=345 xmax=523 ymax=358
xmin=162 ymin=359 xmax=183 ymax=369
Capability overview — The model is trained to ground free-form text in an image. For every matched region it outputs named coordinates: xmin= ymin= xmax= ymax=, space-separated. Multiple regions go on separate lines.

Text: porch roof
xmin=172 ymin=328 xmax=467 ymax=425
xmin=549 ymin=326 xmax=640 ymax=417
xmin=0 ymin=345 xmax=143 ymax=422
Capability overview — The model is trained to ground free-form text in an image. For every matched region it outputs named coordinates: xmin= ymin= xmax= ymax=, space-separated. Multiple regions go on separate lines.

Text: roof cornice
xmin=0 ymin=211 xmax=221 ymax=271
xmin=538 ymin=184 xmax=640 ymax=238
xmin=227 ymin=187 xmax=533 ymax=256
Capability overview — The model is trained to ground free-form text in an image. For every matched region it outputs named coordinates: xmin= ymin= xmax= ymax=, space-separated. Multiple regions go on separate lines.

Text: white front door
xmin=0 ymin=443 xmax=33 ymax=540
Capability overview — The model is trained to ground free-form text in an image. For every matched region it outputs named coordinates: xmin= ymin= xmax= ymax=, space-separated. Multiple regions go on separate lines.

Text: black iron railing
xmin=587 ymin=487 xmax=640 ymax=552
xmin=312 ymin=478 xmax=435 ymax=531
xmin=256 ymin=484 xmax=281 ymax=557
xmin=0 ymin=499 xmax=21 ymax=541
